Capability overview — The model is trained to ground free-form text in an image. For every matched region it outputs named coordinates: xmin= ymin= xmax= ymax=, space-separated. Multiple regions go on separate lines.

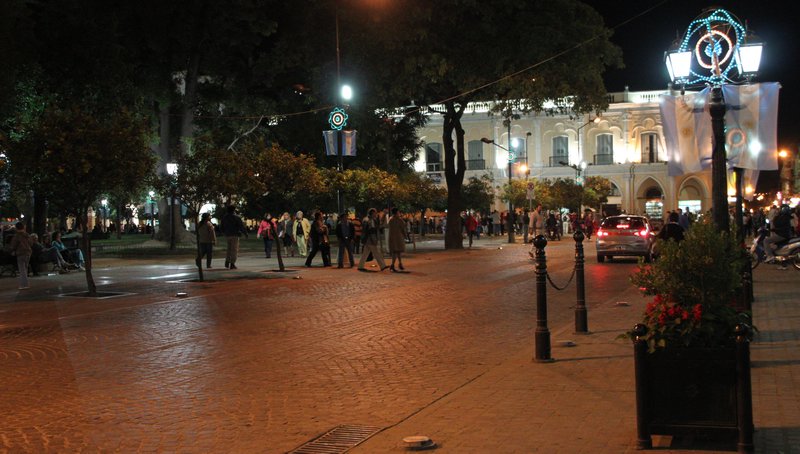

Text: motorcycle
xmin=749 ymin=225 xmax=800 ymax=270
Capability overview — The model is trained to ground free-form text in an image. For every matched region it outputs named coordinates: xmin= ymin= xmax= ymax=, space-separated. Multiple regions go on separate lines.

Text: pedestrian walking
xmin=196 ymin=212 xmax=216 ymax=269
xmin=529 ymin=204 xmax=545 ymax=238
xmin=358 ymin=208 xmax=388 ymax=272
xmin=351 ymin=214 xmax=363 ymax=254
xmin=522 ymin=209 xmax=530 ymax=243
xmin=9 ymin=222 xmax=32 ymax=289
xmin=279 ymin=212 xmax=295 ymax=257
xmin=305 ymin=211 xmax=331 ymax=267
xmin=257 ymin=213 xmax=277 ymax=258
xmin=221 ymin=205 xmax=248 ymax=269
xmin=388 ymin=207 xmax=406 ymax=272
xmin=335 ymin=212 xmax=355 ymax=268
xmin=465 ymin=212 xmax=478 ymax=247
xmin=293 ymin=211 xmax=311 ymax=257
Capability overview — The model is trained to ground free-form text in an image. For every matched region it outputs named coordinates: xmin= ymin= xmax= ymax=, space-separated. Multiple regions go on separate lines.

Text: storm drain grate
xmin=288 ymin=424 xmax=382 ymax=454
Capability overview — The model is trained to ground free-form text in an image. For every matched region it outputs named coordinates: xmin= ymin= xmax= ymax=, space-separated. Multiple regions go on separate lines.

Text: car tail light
xmin=634 ymin=229 xmax=648 ymax=237
xmin=596 ymin=228 xmax=608 ymax=237
xmin=617 ymin=224 xmax=629 ymax=229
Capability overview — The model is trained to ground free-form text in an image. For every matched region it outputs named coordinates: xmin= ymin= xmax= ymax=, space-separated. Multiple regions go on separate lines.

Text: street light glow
xmin=778 ymin=149 xmax=789 ymax=159
xmin=340 ymin=84 xmax=353 ymax=101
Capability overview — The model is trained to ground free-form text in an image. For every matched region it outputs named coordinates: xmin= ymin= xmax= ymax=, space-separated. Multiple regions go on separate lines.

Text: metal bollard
xmin=533 ymin=235 xmax=554 ymax=362
xmin=573 ymin=229 xmax=589 ymax=334
xmin=632 ymin=323 xmax=652 ymax=449
xmin=735 ymin=323 xmax=754 ymax=454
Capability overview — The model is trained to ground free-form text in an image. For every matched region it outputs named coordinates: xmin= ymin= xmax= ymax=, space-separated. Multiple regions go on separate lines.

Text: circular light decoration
xmin=676 ymin=8 xmax=746 ymax=85
xmin=695 ymin=29 xmax=734 ymax=70
xmin=328 ymin=107 xmax=348 ymax=130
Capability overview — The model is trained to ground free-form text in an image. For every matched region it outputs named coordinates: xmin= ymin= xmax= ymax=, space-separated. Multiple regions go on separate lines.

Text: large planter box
xmin=632 ymin=324 xmax=754 ymax=453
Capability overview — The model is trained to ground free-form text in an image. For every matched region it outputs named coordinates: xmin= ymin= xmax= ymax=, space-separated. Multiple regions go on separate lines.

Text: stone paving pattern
xmin=0 ymin=236 xmax=797 ymax=453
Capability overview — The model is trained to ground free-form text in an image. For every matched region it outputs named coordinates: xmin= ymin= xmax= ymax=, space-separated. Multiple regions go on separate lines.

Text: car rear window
xmin=601 ymin=218 xmax=645 ymax=230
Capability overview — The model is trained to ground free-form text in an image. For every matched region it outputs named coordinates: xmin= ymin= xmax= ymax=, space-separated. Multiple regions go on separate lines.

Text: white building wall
xmin=415 ymin=90 xmax=713 ymax=219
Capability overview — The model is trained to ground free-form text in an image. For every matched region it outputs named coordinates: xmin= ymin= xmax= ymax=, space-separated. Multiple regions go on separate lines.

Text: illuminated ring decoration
xmin=675 ymin=8 xmax=746 ymax=85
xmin=726 ymin=128 xmax=747 ymax=149
xmin=328 ymin=107 xmax=348 ymax=131
xmin=694 ymin=30 xmax=733 ymax=70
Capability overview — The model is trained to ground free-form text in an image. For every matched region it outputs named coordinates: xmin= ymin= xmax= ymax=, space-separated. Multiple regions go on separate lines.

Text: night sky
xmin=583 ymin=0 xmax=800 ymax=152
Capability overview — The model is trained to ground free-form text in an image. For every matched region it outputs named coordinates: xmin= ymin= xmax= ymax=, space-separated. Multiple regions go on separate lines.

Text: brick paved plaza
xmin=1 ymin=237 xmax=798 ymax=453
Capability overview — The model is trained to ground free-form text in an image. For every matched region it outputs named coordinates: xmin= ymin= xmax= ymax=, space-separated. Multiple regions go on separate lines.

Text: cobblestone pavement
xmin=0 ymin=236 xmax=798 ymax=453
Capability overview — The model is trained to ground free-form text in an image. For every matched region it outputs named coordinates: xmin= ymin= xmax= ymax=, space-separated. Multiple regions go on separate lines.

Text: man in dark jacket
xmin=221 ymin=205 xmax=248 ymax=269
xmin=335 ymin=212 xmax=355 ymax=268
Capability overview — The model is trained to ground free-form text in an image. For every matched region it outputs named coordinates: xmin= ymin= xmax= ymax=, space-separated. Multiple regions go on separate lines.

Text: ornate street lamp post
xmin=481 ymin=136 xmax=517 ymax=243
xmin=664 ymin=8 xmax=763 ymax=233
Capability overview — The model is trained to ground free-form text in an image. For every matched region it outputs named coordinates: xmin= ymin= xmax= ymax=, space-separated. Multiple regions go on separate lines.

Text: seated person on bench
xmin=51 ymin=231 xmax=85 ymax=270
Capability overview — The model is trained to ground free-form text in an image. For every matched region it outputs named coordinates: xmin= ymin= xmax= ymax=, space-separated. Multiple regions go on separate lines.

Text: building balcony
xmin=426 ymin=162 xmax=442 ymax=172
xmin=549 ymin=156 xmax=569 ymax=167
xmin=593 ymin=154 xmax=614 ymax=165
xmin=466 ymin=159 xmax=485 ymax=171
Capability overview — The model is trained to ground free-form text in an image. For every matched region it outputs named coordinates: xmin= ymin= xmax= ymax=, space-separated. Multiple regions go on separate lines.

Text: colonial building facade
xmin=413 ymin=89 xmax=713 ymax=219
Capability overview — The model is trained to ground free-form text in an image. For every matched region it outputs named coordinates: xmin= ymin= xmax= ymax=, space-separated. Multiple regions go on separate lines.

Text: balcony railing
xmin=641 ymin=152 xmax=665 ymax=164
xmin=466 ymin=159 xmax=485 ymax=170
xmin=549 ymin=156 xmax=569 ymax=167
xmin=594 ymin=154 xmax=614 ymax=165
xmin=426 ymin=162 xmax=442 ymax=172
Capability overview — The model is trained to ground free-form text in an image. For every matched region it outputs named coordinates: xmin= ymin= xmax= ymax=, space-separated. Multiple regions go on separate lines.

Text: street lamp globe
xmin=340 ymin=84 xmax=353 ymax=101
xmin=580 ymin=161 xmax=587 ymax=171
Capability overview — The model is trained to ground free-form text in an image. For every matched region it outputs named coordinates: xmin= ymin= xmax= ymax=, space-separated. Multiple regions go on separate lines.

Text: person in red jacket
xmin=465 ymin=212 xmax=479 ymax=248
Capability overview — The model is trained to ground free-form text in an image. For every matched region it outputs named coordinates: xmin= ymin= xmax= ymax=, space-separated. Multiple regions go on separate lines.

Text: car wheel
xmin=597 ymin=255 xmax=605 ymax=263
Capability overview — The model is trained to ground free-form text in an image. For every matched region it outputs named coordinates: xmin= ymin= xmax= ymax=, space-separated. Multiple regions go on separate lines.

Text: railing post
xmin=533 ymin=235 xmax=553 ymax=362
xmin=633 ymin=323 xmax=652 ymax=449
xmin=574 ymin=229 xmax=588 ymax=334
xmin=736 ymin=323 xmax=754 ymax=454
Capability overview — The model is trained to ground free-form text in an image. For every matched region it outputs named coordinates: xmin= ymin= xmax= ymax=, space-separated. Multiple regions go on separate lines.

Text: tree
xmin=6 ymin=106 xmax=156 ymax=295
xmin=248 ymin=139 xmax=326 ymax=271
xmin=166 ymin=134 xmax=269 ymax=279
xmin=462 ymin=175 xmax=495 ymax=213
xmin=583 ymin=175 xmax=613 ymax=211
xmin=395 ymin=172 xmax=448 ymax=235
xmin=360 ymin=0 xmax=621 ymax=248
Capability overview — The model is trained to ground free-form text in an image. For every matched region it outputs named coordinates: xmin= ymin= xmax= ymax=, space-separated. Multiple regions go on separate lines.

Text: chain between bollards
xmin=533 ymin=235 xmax=554 ymax=363
xmin=573 ymin=229 xmax=589 ymax=334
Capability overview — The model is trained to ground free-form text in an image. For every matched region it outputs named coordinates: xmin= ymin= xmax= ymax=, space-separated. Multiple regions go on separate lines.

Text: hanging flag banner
xmin=721 ymin=82 xmax=780 ymax=171
xmin=660 ymin=83 xmax=780 ymax=176
xmin=342 ymin=130 xmax=357 ymax=156
xmin=323 ymin=130 xmax=336 ymax=156
xmin=323 ymin=130 xmax=358 ymax=157
xmin=659 ymin=87 xmax=712 ymax=176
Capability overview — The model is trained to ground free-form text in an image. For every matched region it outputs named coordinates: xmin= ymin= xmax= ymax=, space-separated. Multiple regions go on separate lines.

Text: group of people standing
xmin=195 ymin=206 xmax=409 ymax=273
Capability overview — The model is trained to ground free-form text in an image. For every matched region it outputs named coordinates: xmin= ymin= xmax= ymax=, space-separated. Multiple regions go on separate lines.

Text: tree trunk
xmin=79 ymin=211 xmax=97 ymax=296
xmin=116 ymin=202 xmax=123 ymax=239
xmin=33 ymin=191 xmax=47 ymax=238
xmin=275 ymin=231 xmax=285 ymax=271
xmin=443 ymin=102 xmax=466 ymax=249
xmin=194 ymin=214 xmax=204 ymax=282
